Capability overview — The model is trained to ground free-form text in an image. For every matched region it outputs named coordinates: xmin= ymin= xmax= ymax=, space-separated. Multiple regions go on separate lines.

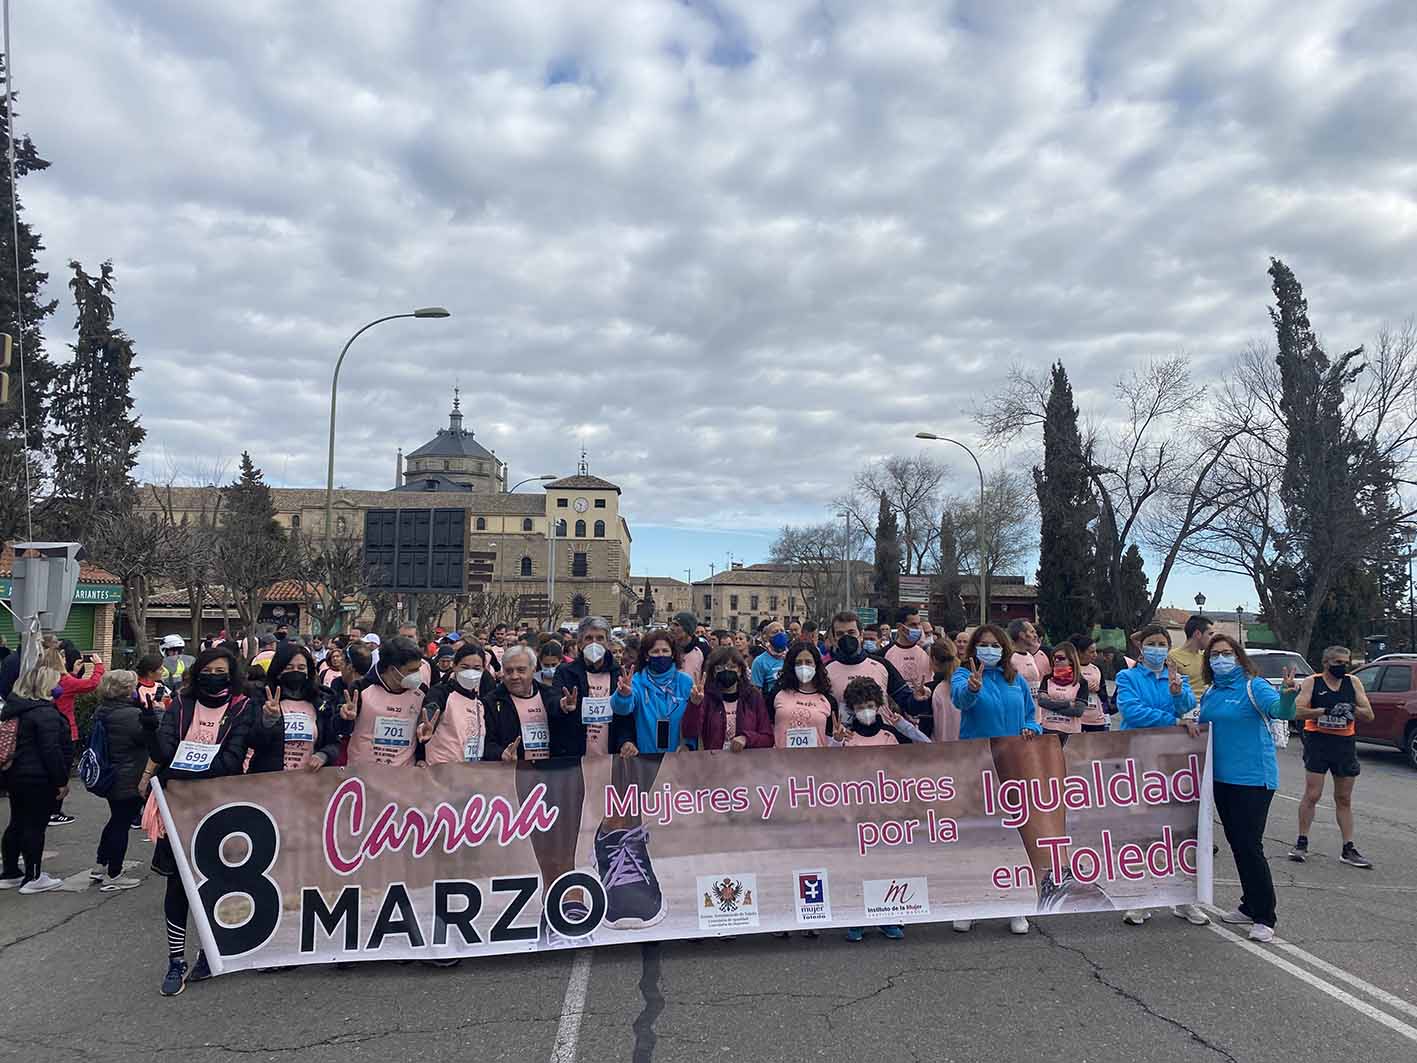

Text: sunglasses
xmin=1052 ymin=656 xmax=1070 ymax=664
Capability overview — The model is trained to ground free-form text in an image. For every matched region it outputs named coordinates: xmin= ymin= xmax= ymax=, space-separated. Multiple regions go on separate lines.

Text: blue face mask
xmin=1210 ymin=654 xmax=1240 ymax=677
xmin=770 ymin=632 xmax=789 ymax=653
xmin=1142 ymin=646 xmax=1169 ymax=669
xmin=646 ymin=656 xmax=674 ymax=675
xmin=906 ymin=627 xmax=922 ymax=643
xmin=976 ymin=645 xmax=1003 ymax=667
xmin=862 ymin=639 xmax=879 ymax=655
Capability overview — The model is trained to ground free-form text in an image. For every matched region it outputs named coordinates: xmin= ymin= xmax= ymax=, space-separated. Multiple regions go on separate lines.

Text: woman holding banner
xmin=264 ymin=642 xmax=338 ymax=773
xmin=682 ymin=646 xmax=772 ymax=752
xmin=766 ymin=640 xmax=836 ymax=750
xmin=419 ymin=642 xmax=496 ymax=765
xmin=143 ymin=645 xmax=276 ymax=997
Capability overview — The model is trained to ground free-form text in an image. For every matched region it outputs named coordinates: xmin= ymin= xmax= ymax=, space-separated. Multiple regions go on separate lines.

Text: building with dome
xmin=394 ymin=388 xmax=507 ymax=493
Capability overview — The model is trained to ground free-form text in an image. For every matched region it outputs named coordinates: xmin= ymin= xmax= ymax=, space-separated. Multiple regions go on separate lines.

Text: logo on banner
xmin=794 ymin=869 xmax=831 ymax=924
xmin=863 ymin=877 xmax=930 ymax=919
xmin=697 ymin=874 xmax=760 ymax=930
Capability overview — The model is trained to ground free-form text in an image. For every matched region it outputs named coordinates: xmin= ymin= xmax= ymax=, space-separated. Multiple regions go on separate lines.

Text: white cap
xmin=362 ymin=633 xmax=382 ymax=646
xmin=161 ymin=634 xmax=185 ymax=650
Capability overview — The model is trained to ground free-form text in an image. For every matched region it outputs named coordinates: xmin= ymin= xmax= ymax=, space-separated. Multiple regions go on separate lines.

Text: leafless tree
xmin=836 ymin=453 xmax=949 ymax=574
xmin=770 ymin=521 xmax=870 ymax=621
xmin=87 ymin=509 xmax=185 ymax=655
xmin=941 ymin=468 xmax=1036 ymax=606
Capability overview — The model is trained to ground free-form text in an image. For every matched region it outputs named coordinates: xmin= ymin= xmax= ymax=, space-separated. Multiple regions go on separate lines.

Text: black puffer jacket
xmin=2 ymin=695 xmax=73 ymax=789
xmin=93 ymin=697 xmax=151 ymax=800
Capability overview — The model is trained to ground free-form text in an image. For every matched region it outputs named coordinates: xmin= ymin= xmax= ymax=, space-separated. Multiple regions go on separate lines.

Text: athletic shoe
xmin=1037 ymin=869 xmax=1115 ymax=913
xmin=880 ymin=925 xmax=904 ymax=940
xmin=800 ymin=929 xmax=820 ymax=939
xmin=100 ymin=873 xmax=141 ymax=891
xmin=1288 ymin=836 xmax=1308 ymax=862
xmin=18 ymin=873 xmax=63 ymax=894
xmin=541 ymin=900 xmax=592 ymax=948
xmin=1009 ymin=917 xmax=1030 ymax=935
xmin=1248 ymin=924 xmax=1275 ymax=943
xmin=845 ymin=927 xmax=865 ymax=942
xmin=1340 ymin=843 xmax=1373 ymax=869
xmin=595 ymin=826 xmax=664 ymax=929
xmin=1171 ymin=904 xmax=1210 ymax=926
xmin=131 ymin=820 xmax=145 ymax=831
xmin=951 ymin=920 xmax=972 ymax=932
xmin=89 ymin=865 xmax=108 ymax=881
xmin=48 ymin=813 xmax=76 ymax=826
xmin=0 ymin=874 xmax=25 ymax=889
xmin=1219 ymin=909 xmax=1253 ymax=925
xmin=422 ymin=958 xmax=462 ymax=968
xmin=187 ymin=951 xmax=212 ymax=983
xmin=160 ymin=959 xmax=187 ymax=996
xmin=1122 ymin=909 xmax=1151 ymax=926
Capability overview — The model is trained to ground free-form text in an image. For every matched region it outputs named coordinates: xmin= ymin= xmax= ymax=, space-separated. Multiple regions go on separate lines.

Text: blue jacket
xmin=611 ymin=668 xmax=693 ymax=753
xmin=951 ymin=666 xmax=1042 ymax=739
xmin=1198 ymin=671 xmax=1281 ymax=789
xmin=750 ymin=650 xmax=785 ymax=692
xmin=1115 ymin=665 xmax=1197 ymax=730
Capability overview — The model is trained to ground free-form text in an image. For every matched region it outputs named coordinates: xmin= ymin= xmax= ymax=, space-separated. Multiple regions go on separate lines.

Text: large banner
xmin=156 ymin=728 xmax=1213 ymax=974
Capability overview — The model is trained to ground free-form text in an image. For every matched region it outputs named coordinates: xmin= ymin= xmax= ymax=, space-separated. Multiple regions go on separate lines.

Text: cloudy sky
xmin=16 ymin=1 xmax=1417 ymax=611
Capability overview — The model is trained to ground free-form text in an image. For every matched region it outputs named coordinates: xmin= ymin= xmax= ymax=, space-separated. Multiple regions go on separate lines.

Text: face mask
xmin=1051 ymin=666 xmax=1074 ymax=684
xmin=583 ymin=642 xmax=607 ymax=665
xmin=921 ymin=637 xmax=935 ymax=649
xmin=1327 ymin=663 xmax=1348 ymax=678
xmin=795 ymin=664 xmax=816 ymax=685
xmin=1142 ymin=646 xmax=1169 ymax=669
xmin=537 ymin=667 xmax=556 ymax=683
xmin=1210 ymin=654 xmax=1239 ymax=677
xmin=836 ymin=635 xmax=860 ymax=659
xmin=715 ymin=668 xmax=739 ymax=690
xmin=457 ymin=668 xmax=483 ymax=689
xmin=769 ymin=632 xmax=789 ymax=653
xmin=976 ymin=645 xmax=1003 ymax=667
xmin=647 ymin=656 xmax=674 ymax=675
xmin=854 ymin=706 xmax=878 ymax=727
xmin=277 ymin=672 xmax=306 ymax=698
xmin=906 ymin=627 xmax=922 ymax=643
xmin=862 ymin=639 xmax=879 ymax=655
xmin=195 ymin=672 xmax=230 ymax=700
xmin=400 ymin=671 xmax=424 ymax=692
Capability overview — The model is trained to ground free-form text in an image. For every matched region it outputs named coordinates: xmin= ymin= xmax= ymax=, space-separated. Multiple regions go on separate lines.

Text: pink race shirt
xmin=278 ymin=698 xmax=319 ymax=771
xmin=346 ymin=683 xmax=423 ymax=768
xmin=1079 ymin=664 xmax=1106 ymax=727
xmin=1037 ymin=680 xmax=1082 ymax=734
xmin=772 ymin=689 xmax=832 ymax=750
xmin=826 ymin=658 xmax=890 ymax=706
xmin=931 ymin=679 xmax=961 ymax=742
xmin=512 ymin=692 xmax=550 ymax=761
xmin=885 ymin=644 xmax=931 ymax=691
xmin=1012 ymin=652 xmax=1043 ymax=695
xmin=583 ymin=671 xmax=612 ymax=756
xmin=424 ymin=689 xmax=486 ymax=764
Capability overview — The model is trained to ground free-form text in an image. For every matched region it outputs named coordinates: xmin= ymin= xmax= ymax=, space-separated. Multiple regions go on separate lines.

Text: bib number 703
xmin=189 ymin=803 xmax=282 ymax=957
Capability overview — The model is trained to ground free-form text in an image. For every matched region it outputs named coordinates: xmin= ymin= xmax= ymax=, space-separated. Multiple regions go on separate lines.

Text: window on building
xmin=749 ymin=615 xmax=758 ymax=631
xmin=750 ymin=595 xmax=759 ymax=610
xmin=522 ymin=517 xmax=533 ymax=531
xmin=557 ymin=498 xmax=569 ymax=508
xmin=572 ymin=594 xmax=589 ymax=619
xmin=572 ymin=552 xmax=588 ymax=577
xmin=768 ymin=595 xmax=778 ymax=610
xmin=593 ymin=520 xmax=605 ymax=537
xmin=335 ymin=516 xmax=347 ymax=535
xmin=290 ymin=514 xmax=301 ymax=531
xmin=594 ymin=498 xmax=606 ymax=508
xmin=443 ymin=460 xmax=450 ymax=470
xmin=520 ymin=556 xmax=533 ymax=577
xmin=789 ymin=596 xmax=796 ymax=610
xmin=730 ymin=594 xmax=739 ymax=609
xmin=575 ymin=519 xmax=586 ymax=538
xmin=729 ymin=615 xmax=739 ymax=631
xmin=703 ymin=594 xmax=712 ymax=610
xmin=554 ymin=518 xmax=567 ymax=536
xmin=475 ymin=516 xmax=486 ymax=530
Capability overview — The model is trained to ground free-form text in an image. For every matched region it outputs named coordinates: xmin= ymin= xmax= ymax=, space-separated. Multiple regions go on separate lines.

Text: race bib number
xmin=463 ymin=733 xmax=485 ymax=762
xmin=283 ymin=711 xmax=315 ymax=744
xmin=786 ymin=727 xmax=819 ymax=749
xmin=1317 ymin=714 xmax=1348 ymax=731
xmin=1044 ymin=712 xmax=1074 ymax=726
xmin=171 ymin=740 xmax=220 ymax=773
xmin=582 ymin=695 xmax=613 ymax=725
xmin=522 ymin=720 xmax=550 ymax=758
xmin=374 ymin=716 xmax=412 ymax=750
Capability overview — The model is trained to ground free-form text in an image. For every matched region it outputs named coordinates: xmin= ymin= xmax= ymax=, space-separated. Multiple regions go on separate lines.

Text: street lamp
xmin=510 ymin=475 xmax=556 ymax=493
xmin=323 ymin=307 xmax=451 ymax=552
xmin=1236 ymin=604 xmax=1245 ymax=648
xmin=1194 ymin=592 xmax=1206 ymax=616
xmin=917 ymin=432 xmax=987 ymax=626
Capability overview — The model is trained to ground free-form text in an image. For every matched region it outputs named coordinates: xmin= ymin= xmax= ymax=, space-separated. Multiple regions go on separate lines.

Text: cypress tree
xmin=1118 ymin=544 xmax=1150 ymax=631
xmin=872 ymin=491 xmax=901 ymax=614
xmin=934 ymin=509 xmax=968 ymax=632
xmin=1034 ymin=362 xmax=1097 ymax=639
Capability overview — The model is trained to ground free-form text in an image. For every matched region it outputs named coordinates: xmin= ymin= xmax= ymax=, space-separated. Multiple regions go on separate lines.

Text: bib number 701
xmin=190 ymin=803 xmax=282 ymax=957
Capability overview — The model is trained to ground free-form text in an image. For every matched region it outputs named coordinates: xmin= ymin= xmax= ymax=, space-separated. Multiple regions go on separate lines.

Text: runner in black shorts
xmin=1290 ymin=646 xmax=1374 ymax=868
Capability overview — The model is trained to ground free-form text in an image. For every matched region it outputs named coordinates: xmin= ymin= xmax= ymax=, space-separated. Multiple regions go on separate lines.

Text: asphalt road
xmin=2 ymin=740 xmax=1413 ymax=1063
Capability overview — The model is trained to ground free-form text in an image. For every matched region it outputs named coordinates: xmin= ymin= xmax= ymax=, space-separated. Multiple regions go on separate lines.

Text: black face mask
xmin=836 ymin=635 xmax=860 ymax=659
xmin=195 ymin=672 xmax=231 ymax=703
xmin=1327 ymin=663 xmax=1348 ymax=678
xmin=277 ymin=672 xmax=307 ymax=698
xmin=715 ymin=668 xmax=739 ymax=691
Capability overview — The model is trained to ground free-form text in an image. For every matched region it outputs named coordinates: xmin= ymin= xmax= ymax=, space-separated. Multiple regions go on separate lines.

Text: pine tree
xmin=872 ymin=491 xmax=901 ymax=614
xmin=933 ymin=509 xmax=968 ymax=632
xmin=45 ymin=260 xmax=145 ymax=542
xmin=0 ymin=54 xmax=59 ymax=541
xmin=1117 ymin=544 xmax=1150 ymax=631
xmin=214 ymin=452 xmax=291 ymax=632
xmin=1034 ymin=362 xmax=1098 ymax=640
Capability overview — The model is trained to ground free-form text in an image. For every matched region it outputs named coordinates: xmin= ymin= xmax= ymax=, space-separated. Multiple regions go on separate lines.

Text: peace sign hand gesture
xmin=689 ymin=670 xmax=706 ymax=705
xmin=967 ymin=657 xmax=984 ymax=693
xmin=263 ymin=693 xmax=282 ymax=723
xmin=1281 ymin=666 xmax=1298 ymax=692
xmin=501 ymin=736 xmax=521 ymax=763
xmin=416 ymin=707 xmax=442 ymax=745
xmin=560 ymin=685 xmax=579 ymax=714
xmin=830 ymin=712 xmax=850 ymax=743
xmin=339 ymin=689 xmax=358 ymax=722
xmin=617 ymin=672 xmax=633 ymax=697
xmin=1167 ymin=667 xmax=1183 ymax=697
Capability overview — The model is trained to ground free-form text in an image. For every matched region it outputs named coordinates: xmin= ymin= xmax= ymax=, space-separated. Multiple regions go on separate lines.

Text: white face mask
xmin=400 ymin=671 xmax=423 ymax=692
xmin=583 ymin=642 xmax=606 ymax=664
xmin=854 ymin=707 xmax=878 ymax=727
xmin=457 ymin=668 xmax=483 ymax=689
xmin=794 ymin=664 xmax=816 ymax=685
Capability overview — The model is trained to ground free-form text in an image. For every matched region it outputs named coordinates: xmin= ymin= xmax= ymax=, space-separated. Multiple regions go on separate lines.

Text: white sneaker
xmin=0 ymin=875 xmax=24 ymax=890
xmin=1009 ymin=917 xmax=1030 ymax=935
xmin=1122 ymin=909 xmax=1151 ymax=926
xmin=99 ymin=873 xmax=141 ymax=891
xmin=1248 ymin=924 xmax=1275 ymax=943
xmin=89 ymin=864 xmax=107 ymax=881
xmin=1219 ymin=909 xmax=1253 ymax=925
xmin=18 ymin=873 xmax=64 ymax=895
xmin=1171 ymin=904 xmax=1210 ymax=926
xmin=951 ymin=920 xmax=972 ymax=932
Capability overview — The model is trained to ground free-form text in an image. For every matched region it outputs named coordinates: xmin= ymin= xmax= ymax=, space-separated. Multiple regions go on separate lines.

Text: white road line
xmin=550 ymin=950 xmax=593 ymax=1063
xmin=1270 ymin=941 xmax=1417 ymax=1022
xmin=1202 ymin=919 xmax=1417 ymax=1045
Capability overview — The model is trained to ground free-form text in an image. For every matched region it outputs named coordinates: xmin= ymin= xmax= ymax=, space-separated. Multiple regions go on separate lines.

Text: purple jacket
xmin=682 ymin=683 xmax=774 ymax=751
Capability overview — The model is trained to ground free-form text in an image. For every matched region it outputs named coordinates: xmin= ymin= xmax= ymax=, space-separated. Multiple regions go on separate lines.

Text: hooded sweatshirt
xmin=1198 ymin=670 xmax=1284 ymax=789
xmin=611 ymin=667 xmax=693 ymax=753
xmin=951 ymin=665 xmax=1042 ymax=739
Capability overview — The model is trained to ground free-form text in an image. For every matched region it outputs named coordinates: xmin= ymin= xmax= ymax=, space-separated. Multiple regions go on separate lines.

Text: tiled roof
xmin=405 ymin=428 xmax=496 ymax=462
xmin=544 ymin=474 xmax=621 ymax=494
xmin=137 ymin=484 xmax=544 ymax=516
xmin=391 ymin=475 xmax=476 ymax=494
xmin=149 ymin=580 xmax=317 ymax=607
xmin=0 ymin=547 xmax=122 ymax=585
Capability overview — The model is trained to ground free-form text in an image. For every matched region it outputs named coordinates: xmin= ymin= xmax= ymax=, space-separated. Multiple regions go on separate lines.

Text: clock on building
xmin=573 ymin=497 xmax=590 ymax=512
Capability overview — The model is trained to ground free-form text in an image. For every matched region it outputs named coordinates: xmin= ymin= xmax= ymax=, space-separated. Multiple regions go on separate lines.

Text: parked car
xmin=1340 ymin=655 xmax=1417 ymax=770
xmin=1245 ymin=649 xmax=1314 ymax=688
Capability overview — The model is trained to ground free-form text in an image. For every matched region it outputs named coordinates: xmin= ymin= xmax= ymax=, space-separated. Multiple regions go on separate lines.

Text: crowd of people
xmin=0 ymin=606 xmax=1376 ymax=996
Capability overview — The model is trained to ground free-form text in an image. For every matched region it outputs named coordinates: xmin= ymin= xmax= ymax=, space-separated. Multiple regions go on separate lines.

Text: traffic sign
xmin=856 ymin=607 xmax=878 ymax=625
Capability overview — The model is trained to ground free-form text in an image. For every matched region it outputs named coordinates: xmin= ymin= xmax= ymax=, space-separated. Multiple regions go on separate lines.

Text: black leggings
xmin=97 ymin=796 xmax=143 ymax=876
xmin=165 ymin=874 xmax=190 ymax=960
xmin=2 ymin=784 xmax=53 ymax=881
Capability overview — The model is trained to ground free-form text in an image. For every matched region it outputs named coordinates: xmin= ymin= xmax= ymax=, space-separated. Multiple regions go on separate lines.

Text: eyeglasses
xmin=1052 ymin=656 xmax=1070 ymax=665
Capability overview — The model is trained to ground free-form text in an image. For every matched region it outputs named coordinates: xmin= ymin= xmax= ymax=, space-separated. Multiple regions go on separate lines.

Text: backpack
xmin=79 ymin=711 xmax=117 ymax=796
xmin=0 ymin=710 xmax=16 ymax=772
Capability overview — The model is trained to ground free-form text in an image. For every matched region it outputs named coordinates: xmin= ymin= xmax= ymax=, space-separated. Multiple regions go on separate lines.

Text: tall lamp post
xmin=1236 ymin=605 xmax=1245 ymax=648
xmin=324 ymin=307 xmax=450 ymax=553
xmin=1194 ymin=591 xmax=1206 ymax=617
xmin=916 ymin=432 xmax=987 ymax=626
xmin=510 ymin=475 xmax=556 ymax=493
xmin=1408 ymin=534 xmax=1416 ymax=652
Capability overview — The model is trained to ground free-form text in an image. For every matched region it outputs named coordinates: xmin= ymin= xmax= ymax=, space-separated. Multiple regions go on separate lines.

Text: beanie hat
xmin=673 ymin=610 xmax=697 ymax=635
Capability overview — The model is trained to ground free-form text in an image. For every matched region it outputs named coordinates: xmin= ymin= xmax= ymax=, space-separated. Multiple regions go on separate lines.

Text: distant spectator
xmin=88 ymin=670 xmax=146 ymax=891
xmin=0 ymin=649 xmax=73 ymax=893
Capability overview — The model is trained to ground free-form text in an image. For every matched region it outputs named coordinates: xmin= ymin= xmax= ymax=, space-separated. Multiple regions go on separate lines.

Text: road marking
xmin=550 ymin=951 xmax=593 ymax=1063
xmin=1202 ymin=918 xmax=1417 ymax=1045
xmin=1269 ymin=941 xmax=1417 ymax=1022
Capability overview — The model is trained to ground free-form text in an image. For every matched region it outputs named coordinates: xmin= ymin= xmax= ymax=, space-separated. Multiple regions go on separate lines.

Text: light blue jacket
xmin=610 ymin=668 xmax=693 ymax=753
xmin=1116 ymin=665 xmax=1197 ymax=730
xmin=750 ymin=650 xmax=785 ymax=691
xmin=1198 ymin=671 xmax=1282 ymax=789
xmin=951 ymin=666 xmax=1042 ymax=739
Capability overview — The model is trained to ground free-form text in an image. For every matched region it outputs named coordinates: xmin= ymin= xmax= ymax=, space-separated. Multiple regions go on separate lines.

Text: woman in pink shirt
xmin=767 ymin=641 xmax=836 ymax=750
xmin=928 ymin=639 xmax=962 ymax=742
xmin=1036 ymin=643 xmax=1087 ymax=741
